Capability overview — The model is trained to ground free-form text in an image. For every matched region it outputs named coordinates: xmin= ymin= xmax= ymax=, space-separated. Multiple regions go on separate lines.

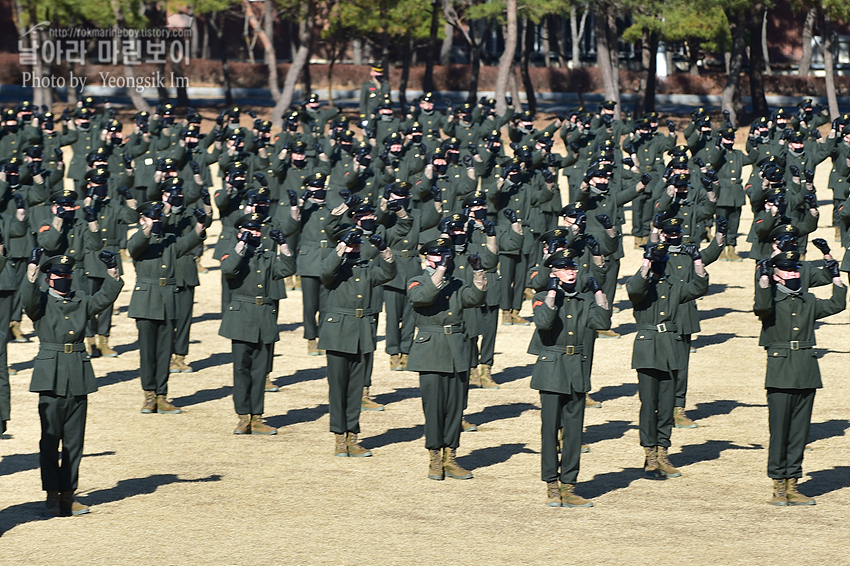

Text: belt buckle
xmin=656 ymin=322 xmax=667 ymax=333
xmin=401 ymin=250 xmax=409 ymax=258
xmin=255 ymin=296 xmax=264 ymax=305
xmin=790 ymin=341 xmax=799 ymax=351
xmin=159 ymin=278 xmax=167 ymax=286
xmin=319 ymin=240 xmax=328 ymax=248
xmin=64 ymin=344 xmax=73 ymax=354
xmin=355 ymin=308 xmax=364 ymax=318
xmin=444 ymin=325 xmax=453 ymax=335
xmin=565 ymin=345 xmax=575 ymax=355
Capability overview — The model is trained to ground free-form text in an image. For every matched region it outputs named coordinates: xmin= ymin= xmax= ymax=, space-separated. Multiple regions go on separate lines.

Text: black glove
xmin=706 ymin=169 xmax=718 ymax=182
xmin=314 ymin=142 xmax=325 ymax=155
xmin=253 ymin=172 xmax=268 ymax=187
xmin=700 ymin=177 xmax=714 ymax=190
xmin=13 ymin=193 xmax=25 ymax=209
xmin=803 ymin=192 xmax=818 ymax=209
xmin=780 ymin=128 xmax=792 ymax=141
xmin=287 ymin=189 xmax=299 ymax=207
xmin=341 ymin=228 xmax=362 ymax=246
xmin=300 ymin=188 xmax=313 ymax=202
xmin=28 ymin=160 xmax=42 ymax=176
xmin=643 ymin=245 xmax=658 ymax=261
xmin=483 ymin=220 xmax=496 ymax=237
xmin=467 ymin=253 xmax=483 ymax=271
xmin=813 ymin=129 xmax=822 ymax=140
xmin=622 ymin=156 xmax=635 ymax=167
xmin=344 ymin=192 xmax=363 ymax=208
xmin=624 ymin=143 xmax=636 ymax=155
xmin=825 ymin=258 xmax=841 ymax=279
xmin=387 ymin=199 xmax=403 ymax=212
xmin=789 ymin=165 xmax=800 ymax=178
xmin=757 ymin=258 xmax=772 ymax=278
xmin=213 ymin=129 xmax=222 ymax=142
xmin=683 ymin=244 xmax=701 ymax=261
xmin=804 ymin=169 xmax=815 ymax=183
xmin=595 ymin=214 xmax=613 ymax=230
xmin=569 ymin=142 xmax=580 ymax=154
xmin=29 ymin=247 xmax=44 ymax=265
xmin=505 ymin=94 xmax=512 ymax=106
xmin=368 ymin=233 xmax=387 ymax=251
xmin=283 ymin=141 xmax=293 ymax=151
xmin=462 ymin=155 xmax=474 ymax=168
xmin=586 ymin=236 xmax=601 ymax=256
xmin=547 ymin=275 xmax=560 ymax=292
xmin=61 ymin=108 xmax=70 ymax=122
xmin=216 ymin=110 xmax=226 ymax=126
xmin=246 ymin=109 xmax=257 ymax=119
xmin=83 ymin=206 xmax=97 ymax=223
xmin=723 ymin=109 xmax=731 ymax=121
xmin=116 ymin=186 xmax=132 ymax=200
xmin=200 ymin=187 xmax=211 ymax=206
xmin=694 ymin=157 xmax=705 ymax=168
xmin=503 ymin=208 xmax=518 ymax=223
xmin=585 ymin=276 xmax=601 ymax=294
xmin=237 ymin=230 xmax=251 ymax=245
xmin=715 ymin=216 xmax=728 ymax=235
xmin=193 ymin=208 xmax=207 ymax=224
xmin=269 ymin=229 xmax=286 ymax=246
xmin=640 ymin=172 xmax=652 ymax=185
xmin=467 ymin=143 xmax=478 ymax=156
xmin=666 ymin=119 xmax=676 ymax=132
xmin=98 ymin=250 xmax=118 ymax=269
xmin=715 ymin=136 xmax=723 ymax=149
xmin=54 ymin=148 xmax=63 ymax=162
xmin=190 ymin=161 xmax=201 ymax=175
xmin=429 ymin=185 xmax=442 ymax=202
xmin=653 ymin=212 xmax=666 ymax=229
xmin=541 ymin=169 xmax=554 ymax=183
xmin=811 ymin=238 xmax=831 ymax=255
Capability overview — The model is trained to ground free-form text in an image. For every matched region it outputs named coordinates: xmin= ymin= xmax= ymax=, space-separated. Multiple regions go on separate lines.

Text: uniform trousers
xmin=601 ymin=258 xmax=620 ymax=311
xmin=767 ymin=388 xmax=815 ymax=479
xmin=327 ymin=349 xmax=371 ymax=434
xmin=38 ymin=390 xmax=87 ymax=491
xmin=173 ymin=286 xmax=195 ymax=357
xmin=232 ymin=340 xmax=272 ymax=415
xmin=674 ymin=335 xmax=692 ymax=408
xmin=637 ymin=368 xmax=676 ymax=447
xmin=499 ymin=253 xmax=528 ymax=312
xmin=9 ymin=260 xmax=26 ymax=323
xmin=716 ymin=205 xmax=742 ymax=248
xmin=384 ymin=286 xmax=415 ymax=356
xmin=86 ymin=277 xmax=112 ymax=337
xmin=0 ymin=330 xmax=8 ymax=423
xmin=420 ymin=371 xmax=466 ymax=450
xmin=540 ymin=390 xmax=586 ymax=483
xmin=632 ymin=193 xmax=655 ymax=238
xmin=301 ymin=275 xmax=328 ymax=341
xmin=136 ymin=318 xmax=175 ymax=395
xmin=471 ymin=305 xmax=499 ymax=366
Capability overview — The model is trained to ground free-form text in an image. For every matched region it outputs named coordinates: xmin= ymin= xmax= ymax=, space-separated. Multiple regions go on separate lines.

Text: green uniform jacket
xmin=24 ymin=275 xmax=123 ymax=396
xmin=528 ymin=290 xmax=611 ymax=394
xmin=576 ymin=184 xmax=643 ymax=261
xmin=1 ymin=179 xmax=49 ymax=258
xmin=127 ymin=228 xmax=204 ymax=321
xmin=377 ymin=205 xmax=441 ymax=288
xmin=407 ymin=271 xmax=485 ymax=374
xmin=165 ymin=205 xmax=213 ymax=288
xmin=627 ymin=268 xmax=709 ymax=372
xmin=317 ymin=252 xmax=396 ymax=354
xmin=825 ymin=136 xmax=850 ymax=202
xmin=219 ymin=246 xmax=295 ymax=344
xmin=84 ymin=198 xmax=140 ymax=278
xmin=38 ymin=217 xmax=104 ymax=267
xmin=754 ymin=282 xmax=846 ymax=389
xmin=280 ymin=199 xmax=334 ymax=277
xmin=706 ymin=146 xmax=756 ymax=209
xmin=655 ymin=188 xmax=717 ymax=244
xmin=359 ymin=79 xmax=391 ymax=117
xmin=665 ymin=240 xmax=723 ymax=335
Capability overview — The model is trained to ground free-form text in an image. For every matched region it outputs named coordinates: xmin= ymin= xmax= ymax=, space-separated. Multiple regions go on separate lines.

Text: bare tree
xmin=799 ymin=8 xmax=816 ymax=76
xmin=495 ymin=0 xmax=518 ymax=115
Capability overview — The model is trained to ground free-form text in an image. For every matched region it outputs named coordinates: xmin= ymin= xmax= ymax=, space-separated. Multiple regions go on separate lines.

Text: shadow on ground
xmin=457 ymin=443 xmax=536 ymax=470
xmin=466 ymin=402 xmax=538 ymax=426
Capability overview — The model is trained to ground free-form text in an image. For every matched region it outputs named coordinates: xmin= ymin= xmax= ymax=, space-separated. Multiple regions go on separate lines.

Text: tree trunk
xmin=424 ymin=0 xmax=441 ymax=92
xmin=799 ymin=8 xmax=816 ymax=77
xmin=687 ymin=40 xmax=700 ymax=76
xmin=748 ymin=3 xmax=769 ymax=118
xmin=495 ymin=0 xmax=518 ymax=115
xmin=822 ymin=16 xmax=839 ymax=119
xmin=520 ymin=17 xmax=537 ymax=115
xmin=595 ymin=1 xmax=620 ymax=117
xmin=762 ymin=8 xmax=772 ymax=75
xmin=67 ymin=61 xmax=79 ymax=106
xmin=202 ymin=17 xmax=211 ymax=60
xmin=171 ymin=59 xmax=191 ymax=107
xmin=327 ymin=58 xmax=335 ymax=106
xmin=352 ymin=38 xmax=363 ymax=65
xmin=111 ymin=0 xmax=151 ymax=111
xmin=400 ymin=34 xmax=412 ymax=109
xmin=634 ymin=30 xmax=658 ymax=116
xmin=510 ymin=65 xmax=522 ymax=112
xmin=243 ymin=0 xmax=281 ymax=102
xmin=190 ymin=10 xmax=200 ymax=61
xmin=541 ymin=16 xmax=551 ymax=67
xmin=440 ymin=22 xmax=453 ymax=65
xmin=721 ymin=9 xmax=746 ymax=127
xmin=272 ymin=5 xmax=313 ymax=124
xmin=468 ymin=21 xmax=487 ymax=101
xmin=570 ymin=6 xmax=588 ymax=68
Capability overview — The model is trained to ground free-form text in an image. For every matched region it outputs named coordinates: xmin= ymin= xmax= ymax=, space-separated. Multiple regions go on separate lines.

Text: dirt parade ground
xmin=1 ymin=136 xmax=849 ymax=565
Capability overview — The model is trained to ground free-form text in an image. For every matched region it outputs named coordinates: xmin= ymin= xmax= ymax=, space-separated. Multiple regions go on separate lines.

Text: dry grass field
xmin=0 ymin=121 xmax=847 ymax=565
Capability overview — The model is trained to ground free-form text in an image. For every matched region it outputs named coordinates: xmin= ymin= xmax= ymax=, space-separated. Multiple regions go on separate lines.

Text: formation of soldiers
xmin=1 ymin=63 xmax=848 ymax=513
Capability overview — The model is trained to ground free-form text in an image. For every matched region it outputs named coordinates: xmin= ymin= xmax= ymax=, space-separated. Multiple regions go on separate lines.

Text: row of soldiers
xmin=1 ymin=82 xmax=848 ymax=512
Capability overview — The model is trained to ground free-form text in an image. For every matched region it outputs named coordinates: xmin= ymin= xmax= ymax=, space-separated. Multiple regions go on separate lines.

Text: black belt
xmin=419 ymin=324 xmax=464 ymax=335
xmin=139 ymin=277 xmax=176 ymax=287
xmin=541 ymin=344 xmax=584 ymax=356
xmin=326 ymin=307 xmax=373 ymax=318
xmin=232 ymin=295 xmax=273 ymax=306
xmin=40 ymin=342 xmax=86 ymax=354
xmin=637 ymin=322 xmax=679 ymax=333
xmin=392 ymin=249 xmax=415 ymax=258
xmin=303 ymin=240 xmax=330 ymax=249
xmin=768 ymin=341 xmax=814 ymax=351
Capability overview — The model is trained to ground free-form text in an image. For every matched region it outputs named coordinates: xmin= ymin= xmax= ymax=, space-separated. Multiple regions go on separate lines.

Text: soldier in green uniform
xmin=319 ymin=226 xmax=395 ymax=457
xmin=627 ymin=242 xmax=708 ymax=479
xmin=128 ymin=202 xmax=206 ymax=414
xmin=220 ymin=213 xmax=295 ymax=435
xmin=24 ymin=250 xmax=123 ymax=517
xmin=754 ymin=251 xmax=846 ymax=505
xmin=0 ymin=220 xmax=25 ymax=433
xmin=529 ymin=249 xmax=611 ymax=507
xmin=359 ymin=64 xmax=391 ymax=120
xmin=407 ymin=238 xmax=486 ymax=480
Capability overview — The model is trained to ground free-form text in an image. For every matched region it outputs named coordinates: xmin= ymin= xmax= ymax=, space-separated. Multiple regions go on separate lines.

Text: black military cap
xmin=671 ymin=173 xmax=690 ymax=188
xmin=51 ymin=189 xmax=78 ymax=204
xmin=81 ymin=96 xmax=96 ymax=108
xmin=290 ymin=141 xmax=307 ymax=154
xmin=643 ymin=111 xmax=659 ymax=120
xmin=596 ymin=140 xmax=616 ymax=153
xmin=669 ymin=156 xmax=689 ymax=170
xmin=40 ymin=254 xmax=75 ymax=274
xmin=245 ymin=188 xmax=271 ymax=206
xmin=484 ymin=129 xmax=501 ymax=141
xmin=332 ymin=225 xmax=363 ymax=244
xmin=660 ymin=217 xmax=684 ymax=233
xmin=134 ymin=111 xmax=151 ymax=122
xmin=439 ymin=213 xmax=468 ymax=233
xmin=634 ymin=119 xmax=652 ymax=131
xmin=544 ymin=248 xmax=579 ymax=269
xmin=371 ymin=63 xmax=384 ymax=73
xmin=304 ymin=172 xmax=326 ymax=188
xmin=256 ymin=120 xmax=272 ymax=133
xmin=765 ymin=187 xmax=786 ymax=203
xmin=337 ymin=129 xmax=356 ymax=142
xmin=720 ymin=127 xmax=736 ymax=139
xmin=306 ymin=92 xmax=320 ymax=104
xmin=442 ymin=137 xmax=460 ymax=151
xmin=2 ymin=108 xmax=15 ymax=119
xmin=587 ymin=163 xmax=613 ymax=178
xmin=235 ymin=212 xmax=264 ymax=230
xmin=386 ymin=181 xmax=412 ymax=197
xmin=137 ymin=201 xmax=165 ymax=218
xmin=163 ymin=177 xmax=184 ymax=192
xmin=538 ymin=228 xmax=570 ymax=243
xmin=600 ymin=100 xmax=617 ymax=110
xmin=405 ymin=122 xmax=423 ymax=134
xmin=798 ymin=98 xmax=813 ymax=109
xmin=85 ymin=167 xmax=110 ymax=183
xmin=347 ymin=203 xmax=376 ymax=218
xmin=377 ymin=99 xmax=393 ymax=110
xmin=519 ymin=110 xmax=534 ymax=121
xmin=227 ymin=161 xmax=248 ymax=176
xmin=535 ymin=131 xmax=554 ymax=144
xmin=559 ymin=201 xmax=587 ymax=218
xmin=158 ymin=103 xmax=175 ymax=115
xmin=788 ymin=130 xmax=804 ymax=144
xmin=646 ymin=242 xmax=670 ymax=262
xmin=503 ymin=157 xmax=522 ymax=174
xmin=41 ymin=111 xmax=55 ymax=122
xmin=420 ymin=92 xmax=434 ymax=102
xmin=772 ymin=250 xmax=802 ymax=271
xmin=419 ymin=237 xmax=453 ymax=256
xmin=158 ymin=157 xmax=178 ymax=172
xmin=383 ymin=132 xmax=403 ymax=146
xmin=462 ymin=191 xmax=487 ymax=208
xmin=86 ymin=147 xmax=110 ymax=167
xmin=106 ymin=120 xmax=121 ymax=132
xmin=773 ymin=108 xmax=788 ymax=119
xmin=186 ymin=110 xmax=202 ymax=124
xmin=668 ymin=145 xmax=689 ymax=158
xmin=230 ymin=106 xmax=242 ymax=117
xmin=16 ymin=101 xmax=32 ymax=112
xmin=770 ymin=223 xmax=799 ymax=241
xmin=77 ymin=108 xmax=93 ymax=118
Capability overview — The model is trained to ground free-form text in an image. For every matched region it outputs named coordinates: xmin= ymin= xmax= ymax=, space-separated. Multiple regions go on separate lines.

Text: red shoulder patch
xmin=532 ymin=300 xmax=543 ymax=308
xmin=408 ymin=281 xmax=420 ymax=290
xmin=530 ymin=270 xmax=538 ymax=279
xmin=39 ymin=225 xmax=50 ymax=232
xmin=221 ymin=254 xmax=229 ymax=260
